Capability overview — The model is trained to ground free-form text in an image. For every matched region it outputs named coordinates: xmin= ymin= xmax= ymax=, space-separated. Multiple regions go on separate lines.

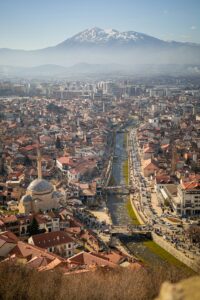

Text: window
xmin=68 ymin=243 xmax=71 ymax=248
xmin=49 ymin=247 xmax=52 ymax=252
xmin=21 ymin=227 xmax=25 ymax=234
xmin=68 ymin=250 xmax=72 ymax=256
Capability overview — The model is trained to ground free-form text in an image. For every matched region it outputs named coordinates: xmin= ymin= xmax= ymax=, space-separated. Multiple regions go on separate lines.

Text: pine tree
xmin=29 ymin=217 xmax=40 ymax=236
xmin=55 ymin=136 xmax=62 ymax=149
xmin=24 ymin=155 xmax=32 ymax=166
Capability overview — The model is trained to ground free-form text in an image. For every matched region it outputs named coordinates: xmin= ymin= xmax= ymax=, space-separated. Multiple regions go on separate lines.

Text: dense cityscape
xmin=0 ymin=77 xmax=199 ymax=275
xmin=1 ymin=1 xmax=200 ymax=299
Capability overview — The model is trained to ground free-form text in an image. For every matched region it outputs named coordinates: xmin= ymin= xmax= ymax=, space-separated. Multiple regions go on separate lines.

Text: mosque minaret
xmin=18 ymin=146 xmax=63 ymax=214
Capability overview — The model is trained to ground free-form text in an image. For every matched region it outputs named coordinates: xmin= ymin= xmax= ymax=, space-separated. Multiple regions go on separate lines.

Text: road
xmin=106 ymin=131 xmax=186 ymax=268
xmin=128 ymin=128 xmax=200 ymax=263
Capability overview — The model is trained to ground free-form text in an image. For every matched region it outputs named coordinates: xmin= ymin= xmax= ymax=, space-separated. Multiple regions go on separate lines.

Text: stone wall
xmin=152 ymin=232 xmax=200 ymax=274
xmin=104 ymin=156 xmax=113 ymax=187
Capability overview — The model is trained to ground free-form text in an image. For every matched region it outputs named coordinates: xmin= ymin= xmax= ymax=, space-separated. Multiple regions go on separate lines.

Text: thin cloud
xmin=180 ymin=35 xmax=191 ymax=42
xmin=181 ymin=35 xmax=190 ymax=38
xmin=191 ymin=26 xmax=196 ymax=30
xmin=162 ymin=33 xmax=174 ymax=40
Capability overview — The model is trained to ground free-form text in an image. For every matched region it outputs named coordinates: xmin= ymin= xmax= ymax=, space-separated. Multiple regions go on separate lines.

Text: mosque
xmin=18 ymin=149 xmax=63 ymax=214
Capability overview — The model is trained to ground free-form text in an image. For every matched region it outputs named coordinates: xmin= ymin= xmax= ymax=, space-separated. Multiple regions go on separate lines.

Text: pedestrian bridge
xmin=105 ymin=185 xmax=131 ymax=190
xmin=104 ymin=185 xmax=135 ymax=195
xmin=111 ymin=225 xmax=152 ymax=235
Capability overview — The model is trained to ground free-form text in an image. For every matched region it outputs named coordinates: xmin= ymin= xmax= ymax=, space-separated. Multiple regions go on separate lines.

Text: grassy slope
xmin=143 ymin=240 xmax=196 ymax=275
xmin=122 ymin=132 xmax=195 ymax=274
xmin=126 ymin=199 xmax=140 ymax=225
xmin=123 ymin=159 xmax=129 ymax=186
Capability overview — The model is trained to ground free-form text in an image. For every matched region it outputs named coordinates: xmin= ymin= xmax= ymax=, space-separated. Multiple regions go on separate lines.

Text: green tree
xmin=24 ymin=155 xmax=32 ymax=166
xmin=29 ymin=217 xmax=40 ymax=236
xmin=55 ymin=136 xmax=62 ymax=149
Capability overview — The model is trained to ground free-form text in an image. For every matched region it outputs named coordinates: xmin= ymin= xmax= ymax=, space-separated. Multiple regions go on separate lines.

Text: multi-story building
xmin=0 ymin=215 xmax=19 ymax=235
xmin=175 ymin=180 xmax=200 ymax=216
xmin=28 ymin=231 xmax=75 ymax=257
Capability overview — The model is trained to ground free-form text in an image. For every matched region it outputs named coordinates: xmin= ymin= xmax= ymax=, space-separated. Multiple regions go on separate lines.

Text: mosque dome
xmin=27 ymin=179 xmax=53 ymax=195
xmin=21 ymin=194 xmax=32 ymax=203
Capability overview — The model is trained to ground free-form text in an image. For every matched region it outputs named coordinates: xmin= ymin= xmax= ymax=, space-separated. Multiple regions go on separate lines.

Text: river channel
xmin=106 ymin=132 xmax=194 ymax=273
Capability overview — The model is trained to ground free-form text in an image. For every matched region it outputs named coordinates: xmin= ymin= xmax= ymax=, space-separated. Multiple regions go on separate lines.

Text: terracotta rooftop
xmin=10 ymin=241 xmax=64 ymax=262
xmin=68 ymin=251 xmax=116 ymax=268
xmin=30 ymin=231 xmax=74 ymax=249
xmin=57 ymin=156 xmax=72 ymax=165
xmin=181 ymin=180 xmax=200 ymax=190
xmin=143 ymin=159 xmax=159 ymax=170
xmin=1 ymin=215 xmax=18 ymax=224
xmin=0 ymin=231 xmax=18 ymax=245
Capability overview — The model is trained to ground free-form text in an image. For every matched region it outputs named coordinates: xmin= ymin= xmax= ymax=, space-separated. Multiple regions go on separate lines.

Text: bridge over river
xmin=111 ymin=225 xmax=152 ymax=235
xmin=104 ymin=185 xmax=135 ymax=195
xmin=106 ymin=131 xmax=194 ymax=274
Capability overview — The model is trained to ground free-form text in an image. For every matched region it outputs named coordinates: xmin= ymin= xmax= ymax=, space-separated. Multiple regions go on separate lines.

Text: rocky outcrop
xmin=155 ymin=276 xmax=200 ymax=300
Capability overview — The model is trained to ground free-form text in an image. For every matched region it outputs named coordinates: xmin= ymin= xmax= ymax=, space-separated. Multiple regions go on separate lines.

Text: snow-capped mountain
xmin=56 ymin=27 xmax=165 ymax=47
xmin=67 ymin=27 xmax=152 ymax=43
xmin=0 ymin=27 xmax=199 ymax=68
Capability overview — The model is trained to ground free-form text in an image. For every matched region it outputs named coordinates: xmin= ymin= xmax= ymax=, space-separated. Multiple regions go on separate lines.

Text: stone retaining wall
xmin=152 ymin=232 xmax=200 ymax=274
xmin=104 ymin=156 xmax=113 ymax=187
xmin=130 ymin=197 xmax=145 ymax=225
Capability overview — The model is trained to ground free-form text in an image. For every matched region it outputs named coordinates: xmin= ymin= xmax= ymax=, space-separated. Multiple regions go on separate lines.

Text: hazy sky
xmin=0 ymin=0 xmax=200 ymax=49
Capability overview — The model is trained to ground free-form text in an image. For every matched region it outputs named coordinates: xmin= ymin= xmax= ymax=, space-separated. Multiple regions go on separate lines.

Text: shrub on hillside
xmin=0 ymin=262 xmax=192 ymax=300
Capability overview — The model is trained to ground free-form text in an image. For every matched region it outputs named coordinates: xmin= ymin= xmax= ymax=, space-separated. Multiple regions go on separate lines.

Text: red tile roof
xmin=155 ymin=175 xmax=172 ymax=184
xmin=1 ymin=215 xmax=18 ymax=224
xmin=143 ymin=159 xmax=159 ymax=170
xmin=68 ymin=251 xmax=116 ymax=268
xmin=20 ymin=144 xmax=39 ymax=152
xmin=10 ymin=241 xmax=64 ymax=261
xmin=30 ymin=231 xmax=74 ymax=249
xmin=181 ymin=180 xmax=200 ymax=190
xmin=0 ymin=231 xmax=18 ymax=244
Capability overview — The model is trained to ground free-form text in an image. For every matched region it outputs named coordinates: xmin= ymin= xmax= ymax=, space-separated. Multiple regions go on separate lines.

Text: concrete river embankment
xmin=106 ymin=132 xmax=195 ymax=274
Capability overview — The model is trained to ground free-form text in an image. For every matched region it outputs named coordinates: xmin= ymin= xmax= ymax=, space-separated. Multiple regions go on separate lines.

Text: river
xmin=106 ymin=132 xmax=195 ymax=274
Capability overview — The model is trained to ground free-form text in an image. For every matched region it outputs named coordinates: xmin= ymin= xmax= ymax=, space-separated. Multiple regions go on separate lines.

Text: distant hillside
xmin=1 ymin=63 xmax=200 ymax=79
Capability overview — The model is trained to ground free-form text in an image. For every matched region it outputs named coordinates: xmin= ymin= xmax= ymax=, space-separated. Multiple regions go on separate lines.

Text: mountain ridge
xmin=0 ymin=27 xmax=200 ymax=67
xmin=1 ymin=27 xmax=199 ymax=51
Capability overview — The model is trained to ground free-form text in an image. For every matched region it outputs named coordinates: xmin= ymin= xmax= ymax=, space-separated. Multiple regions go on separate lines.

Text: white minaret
xmin=37 ymin=147 xmax=42 ymax=179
